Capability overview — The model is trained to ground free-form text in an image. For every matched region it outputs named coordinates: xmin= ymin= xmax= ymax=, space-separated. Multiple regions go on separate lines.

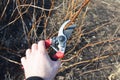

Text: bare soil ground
xmin=0 ymin=0 xmax=120 ymax=80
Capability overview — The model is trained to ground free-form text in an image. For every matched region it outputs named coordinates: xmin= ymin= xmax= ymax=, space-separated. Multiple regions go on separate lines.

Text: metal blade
xmin=64 ymin=24 xmax=76 ymax=39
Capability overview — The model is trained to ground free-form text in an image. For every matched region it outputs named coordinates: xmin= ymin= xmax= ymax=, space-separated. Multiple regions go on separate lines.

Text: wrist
xmin=26 ymin=76 xmax=44 ymax=80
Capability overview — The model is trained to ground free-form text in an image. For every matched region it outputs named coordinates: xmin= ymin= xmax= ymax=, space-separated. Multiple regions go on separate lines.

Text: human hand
xmin=21 ymin=40 xmax=61 ymax=80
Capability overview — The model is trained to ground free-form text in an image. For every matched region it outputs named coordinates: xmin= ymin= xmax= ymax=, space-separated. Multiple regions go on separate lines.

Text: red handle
xmin=53 ymin=51 xmax=64 ymax=59
xmin=45 ymin=39 xmax=52 ymax=48
xmin=45 ymin=39 xmax=64 ymax=60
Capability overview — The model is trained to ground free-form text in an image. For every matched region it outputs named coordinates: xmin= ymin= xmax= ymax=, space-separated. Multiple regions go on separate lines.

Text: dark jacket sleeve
xmin=26 ymin=76 xmax=44 ymax=80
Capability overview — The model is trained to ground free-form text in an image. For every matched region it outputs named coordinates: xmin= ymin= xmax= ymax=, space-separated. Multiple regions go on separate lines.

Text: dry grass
xmin=0 ymin=0 xmax=120 ymax=80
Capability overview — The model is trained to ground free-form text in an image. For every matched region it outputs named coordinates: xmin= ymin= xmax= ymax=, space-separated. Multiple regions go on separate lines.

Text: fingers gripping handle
xmin=22 ymin=39 xmax=52 ymax=70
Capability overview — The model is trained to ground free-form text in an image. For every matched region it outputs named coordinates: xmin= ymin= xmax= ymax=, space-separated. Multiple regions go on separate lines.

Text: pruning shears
xmin=45 ymin=20 xmax=76 ymax=60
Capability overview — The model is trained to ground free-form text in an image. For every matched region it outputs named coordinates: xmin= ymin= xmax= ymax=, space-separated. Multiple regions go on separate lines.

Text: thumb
xmin=53 ymin=60 xmax=61 ymax=68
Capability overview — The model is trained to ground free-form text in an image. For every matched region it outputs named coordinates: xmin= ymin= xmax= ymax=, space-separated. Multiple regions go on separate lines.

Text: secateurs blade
xmin=45 ymin=20 xmax=76 ymax=60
